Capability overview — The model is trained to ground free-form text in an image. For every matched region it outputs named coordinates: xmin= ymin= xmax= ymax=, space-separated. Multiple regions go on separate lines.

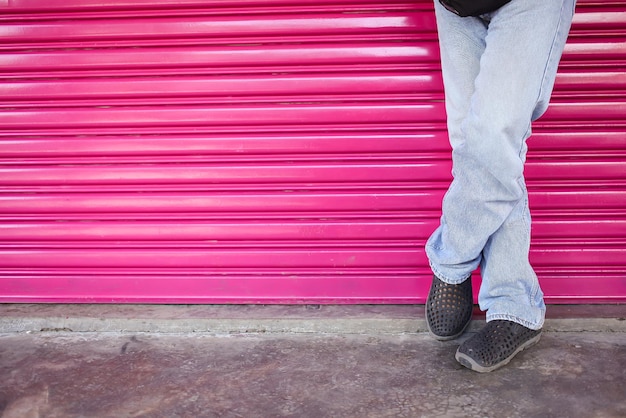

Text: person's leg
xmin=451 ymin=0 xmax=576 ymax=372
xmin=427 ymin=0 xmax=576 ymax=329
xmin=427 ymin=0 xmax=489 ymax=285
xmin=476 ymin=0 xmax=576 ymax=330
xmin=425 ymin=0 xmax=488 ymax=340
xmin=478 ymin=178 xmax=545 ymax=329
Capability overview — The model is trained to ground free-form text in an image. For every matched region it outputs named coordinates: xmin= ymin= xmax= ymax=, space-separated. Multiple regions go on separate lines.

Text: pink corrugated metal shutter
xmin=0 ymin=0 xmax=624 ymax=303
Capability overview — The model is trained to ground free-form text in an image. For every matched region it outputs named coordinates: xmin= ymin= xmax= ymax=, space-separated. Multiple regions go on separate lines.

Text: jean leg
xmin=476 ymin=0 xmax=576 ymax=328
xmin=426 ymin=0 xmax=488 ymax=283
xmin=479 ymin=178 xmax=545 ymax=329
xmin=427 ymin=0 xmax=576 ymax=327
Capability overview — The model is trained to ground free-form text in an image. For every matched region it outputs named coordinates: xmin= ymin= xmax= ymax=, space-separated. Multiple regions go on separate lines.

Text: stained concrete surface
xmin=1 ymin=328 xmax=625 ymax=417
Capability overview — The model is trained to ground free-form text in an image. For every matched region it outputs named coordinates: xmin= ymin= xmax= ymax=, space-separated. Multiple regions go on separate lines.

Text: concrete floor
xmin=1 ymin=305 xmax=625 ymax=417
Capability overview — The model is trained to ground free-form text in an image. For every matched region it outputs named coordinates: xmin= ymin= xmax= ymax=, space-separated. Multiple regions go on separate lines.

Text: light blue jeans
xmin=426 ymin=0 xmax=576 ymax=329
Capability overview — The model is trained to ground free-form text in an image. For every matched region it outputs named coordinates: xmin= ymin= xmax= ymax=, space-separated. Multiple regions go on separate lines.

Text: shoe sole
xmin=455 ymin=332 xmax=542 ymax=373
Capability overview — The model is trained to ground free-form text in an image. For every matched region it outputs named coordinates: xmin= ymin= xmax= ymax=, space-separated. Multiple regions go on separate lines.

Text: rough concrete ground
xmin=0 ymin=305 xmax=625 ymax=418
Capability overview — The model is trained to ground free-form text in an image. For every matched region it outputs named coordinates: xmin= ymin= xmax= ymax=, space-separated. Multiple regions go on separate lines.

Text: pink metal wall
xmin=0 ymin=0 xmax=624 ymax=303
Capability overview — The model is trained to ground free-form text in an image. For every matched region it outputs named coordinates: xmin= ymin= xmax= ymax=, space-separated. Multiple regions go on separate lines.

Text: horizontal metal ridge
xmin=0 ymin=12 xmax=432 ymax=46
xmin=2 ymin=130 xmax=624 ymax=157
xmin=1 ymin=189 xmax=625 ymax=211
xmin=1 ymin=72 xmax=623 ymax=108
xmin=0 ymin=43 xmax=439 ymax=72
xmin=2 ymin=267 xmax=624 ymax=278
xmin=0 ymin=0 xmax=619 ymax=14
xmin=0 ymin=245 xmax=623 ymax=266
xmin=0 ymin=159 xmax=623 ymax=185
xmin=0 ymin=73 xmax=443 ymax=105
xmin=0 ymin=43 xmax=622 ymax=74
xmin=1 ymin=104 xmax=623 ymax=132
xmin=3 ymin=218 xmax=625 ymax=240
xmin=0 ymin=1 xmax=430 ymax=17
xmin=0 ymin=103 xmax=444 ymax=128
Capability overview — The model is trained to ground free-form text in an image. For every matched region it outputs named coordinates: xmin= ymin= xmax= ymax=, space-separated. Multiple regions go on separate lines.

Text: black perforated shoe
xmin=455 ymin=320 xmax=542 ymax=373
xmin=425 ymin=274 xmax=473 ymax=341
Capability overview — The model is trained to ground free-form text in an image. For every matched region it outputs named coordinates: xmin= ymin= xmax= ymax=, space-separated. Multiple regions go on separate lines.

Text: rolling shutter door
xmin=0 ymin=0 xmax=624 ymax=303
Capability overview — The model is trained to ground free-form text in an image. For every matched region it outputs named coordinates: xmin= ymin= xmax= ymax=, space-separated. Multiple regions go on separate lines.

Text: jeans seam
xmin=534 ymin=0 xmax=569 ymax=118
xmin=515 ymin=177 xmax=531 ymax=235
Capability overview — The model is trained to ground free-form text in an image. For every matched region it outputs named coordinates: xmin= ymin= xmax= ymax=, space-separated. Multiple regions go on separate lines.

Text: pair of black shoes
xmin=426 ymin=274 xmax=542 ymax=373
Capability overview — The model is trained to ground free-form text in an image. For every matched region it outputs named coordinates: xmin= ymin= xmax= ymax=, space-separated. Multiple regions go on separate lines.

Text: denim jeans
xmin=426 ymin=0 xmax=576 ymax=329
